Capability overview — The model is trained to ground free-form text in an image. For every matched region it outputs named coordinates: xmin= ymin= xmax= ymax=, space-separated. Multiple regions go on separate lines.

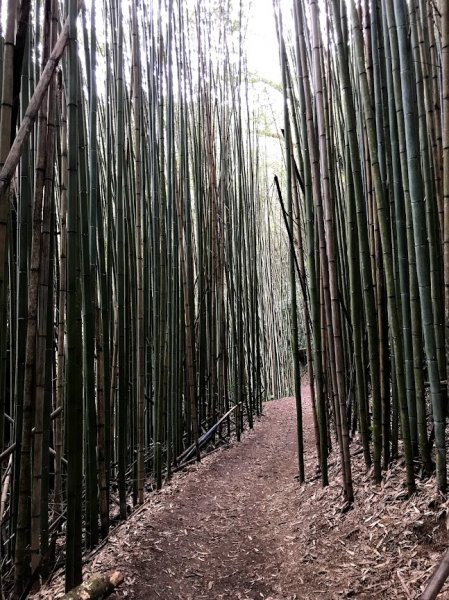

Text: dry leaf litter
xmin=31 ymin=385 xmax=449 ymax=599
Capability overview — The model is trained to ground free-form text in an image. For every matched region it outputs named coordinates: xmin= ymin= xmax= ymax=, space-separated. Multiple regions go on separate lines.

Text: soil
xmin=33 ymin=384 xmax=449 ymax=599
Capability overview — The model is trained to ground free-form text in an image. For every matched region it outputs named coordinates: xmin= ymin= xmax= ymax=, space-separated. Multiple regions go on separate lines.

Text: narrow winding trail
xmin=104 ymin=391 xmax=312 ymax=599
xmin=35 ymin=384 xmax=449 ymax=599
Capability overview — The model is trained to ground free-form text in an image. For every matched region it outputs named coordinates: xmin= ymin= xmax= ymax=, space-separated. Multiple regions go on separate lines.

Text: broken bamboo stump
xmin=60 ymin=571 xmax=124 ymax=600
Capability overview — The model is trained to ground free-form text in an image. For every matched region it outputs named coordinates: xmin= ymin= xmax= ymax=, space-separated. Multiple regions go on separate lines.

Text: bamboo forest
xmin=0 ymin=0 xmax=448 ymax=597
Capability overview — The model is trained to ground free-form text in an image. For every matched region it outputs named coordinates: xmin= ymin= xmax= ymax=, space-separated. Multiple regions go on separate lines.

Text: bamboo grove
xmin=274 ymin=0 xmax=449 ymax=504
xmin=0 ymin=0 xmax=294 ymax=596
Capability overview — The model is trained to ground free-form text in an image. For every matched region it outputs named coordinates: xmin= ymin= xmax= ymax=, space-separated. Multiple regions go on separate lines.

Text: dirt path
xmin=35 ymin=385 xmax=449 ymax=599
xmin=107 ymin=392 xmax=309 ymax=600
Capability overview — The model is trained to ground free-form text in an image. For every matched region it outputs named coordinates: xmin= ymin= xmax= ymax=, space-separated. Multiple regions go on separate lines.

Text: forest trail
xmin=35 ymin=385 xmax=449 ymax=599
xmin=106 ymin=391 xmax=309 ymax=600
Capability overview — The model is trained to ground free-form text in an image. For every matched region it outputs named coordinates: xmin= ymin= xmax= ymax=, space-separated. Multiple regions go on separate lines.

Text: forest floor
xmin=34 ymin=384 xmax=449 ymax=599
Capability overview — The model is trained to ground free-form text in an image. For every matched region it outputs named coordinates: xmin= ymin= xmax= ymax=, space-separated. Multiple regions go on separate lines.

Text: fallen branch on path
xmin=60 ymin=571 xmax=124 ymax=599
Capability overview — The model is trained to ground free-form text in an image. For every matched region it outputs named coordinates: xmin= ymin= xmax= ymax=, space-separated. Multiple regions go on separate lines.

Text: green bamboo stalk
xmin=349 ymin=0 xmax=415 ymax=495
xmin=65 ymin=0 xmax=83 ymax=586
xmin=393 ymin=0 xmax=445 ymax=491
xmin=330 ymin=0 xmax=381 ymax=480
xmin=292 ymin=0 xmax=328 ymax=485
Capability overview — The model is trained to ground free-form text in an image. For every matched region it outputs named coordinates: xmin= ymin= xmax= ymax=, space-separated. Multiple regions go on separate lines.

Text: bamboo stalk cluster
xmin=0 ymin=0 xmax=291 ymax=596
xmin=275 ymin=0 xmax=449 ymax=503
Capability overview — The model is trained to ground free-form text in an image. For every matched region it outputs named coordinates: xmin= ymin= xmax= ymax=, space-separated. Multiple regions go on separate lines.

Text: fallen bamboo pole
xmin=176 ymin=403 xmax=241 ymax=466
